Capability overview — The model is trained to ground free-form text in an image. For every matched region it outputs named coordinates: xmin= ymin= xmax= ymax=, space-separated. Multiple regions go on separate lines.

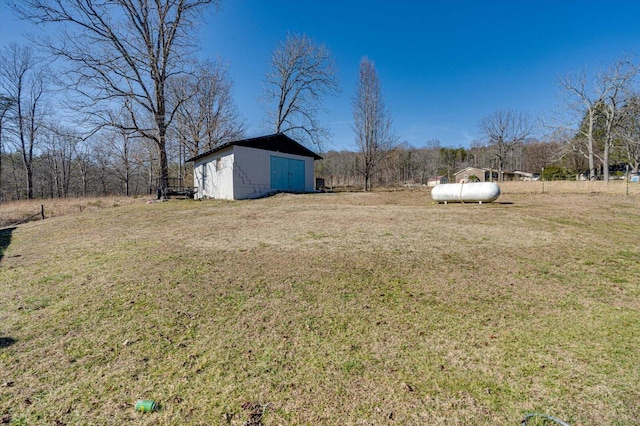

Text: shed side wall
xmin=193 ymin=152 xmax=234 ymax=200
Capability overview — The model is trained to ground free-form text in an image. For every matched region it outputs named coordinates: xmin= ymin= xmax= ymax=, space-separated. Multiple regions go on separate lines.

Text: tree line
xmin=318 ymin=138 xmax=586 ymax=190
xmin=0 ymin=1 xmax=639 ymax=201
xmin=320 ymin=69 xmax=640 ymax=189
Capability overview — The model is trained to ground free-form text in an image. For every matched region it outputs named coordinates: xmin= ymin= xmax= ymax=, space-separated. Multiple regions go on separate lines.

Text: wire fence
xmin=498 ymin=180 xmax=640 ymax=196
xmin=1 ymin=205 xmax=45 ymax=228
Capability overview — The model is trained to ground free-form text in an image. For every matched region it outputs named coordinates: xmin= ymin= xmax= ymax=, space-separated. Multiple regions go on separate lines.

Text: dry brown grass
xmin=0 ymin=196 xmax=150 ymax=228
xmin=499 ymin=179 xmax=640 ymax=196
xmin=0 ymin=189 xmax=639 ymax=425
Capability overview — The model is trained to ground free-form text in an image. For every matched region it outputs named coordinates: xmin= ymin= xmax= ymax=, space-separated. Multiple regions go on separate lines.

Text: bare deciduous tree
xmin=171 ymin=60 xmax=245 ymax=158
xmin=383 ymin=142 xmax=420 ymax=187
xmin=12 ymin=0 xmax=219 ymax=196
xmin=522 ymin=139 xmax=561 ymax=175
xmin=558 ymin=72 xmax=601 ymax=180
xmin=352 ymin=57 xmax=398 ymax=191
xmin=0 ymin=94 xmax=17 ymax=201
xmin=319 ymin=150 xmax=359 ymax=189
xmin=478 ymin=110 xmax=533 ymax=181
xmin=598 ymin=60 xmax=637 ymax=181
xmin=558 ymin=59 xmax=637 ymax=180
xmin=73 ymin=138 xmax=97 ymax=198
xmin=41 ymin=124 xmax=80 ymax=198
xmin=263 ymin=33 xmax=340 ymax=149
xmin=0 ymin=43 xmax=48 ymax=199
xmin=413 ymin=139 xmax=441 ymax=184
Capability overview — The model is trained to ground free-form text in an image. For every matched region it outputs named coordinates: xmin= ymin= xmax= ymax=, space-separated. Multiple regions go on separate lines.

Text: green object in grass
xmin=521 ymin=412 xmax=570 ymax=425
xmin=135 ymin=400 xmax=157 ymax=412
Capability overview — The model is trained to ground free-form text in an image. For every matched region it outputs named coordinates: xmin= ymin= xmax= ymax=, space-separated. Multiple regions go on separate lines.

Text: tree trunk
xmin=0 ymin=125 xmax=3 ymax=203
xmin=123 ymin=136 xmax=130 ymax=197
xmin=602 ymin=143 xmax=610 ymax=182
xmin=158 ymin=137 xmax=169 ymax=198
xmin=588 ymin=141 xmax=596 ymax=180
xmin=25 ymin=163 xmax=33 ymax=199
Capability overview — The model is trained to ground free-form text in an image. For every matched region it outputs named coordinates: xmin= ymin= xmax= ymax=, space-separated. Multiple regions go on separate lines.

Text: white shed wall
xmin=193 ymin=145 xmax=317 ymax=200
xmin=304 ymin=155 xmax=315 ymax=191
xmin=232 ymin=145 xmax=271 ymax=199
xmin=193 ymin=151 xmax=235 ymax=200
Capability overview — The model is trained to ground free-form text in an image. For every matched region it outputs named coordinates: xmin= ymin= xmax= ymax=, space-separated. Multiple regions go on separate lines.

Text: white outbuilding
xmin=187 ymin=133 xmax=322 ymax=200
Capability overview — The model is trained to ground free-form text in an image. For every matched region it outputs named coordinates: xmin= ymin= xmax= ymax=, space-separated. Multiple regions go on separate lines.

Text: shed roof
xmin=186 ymin=133 xmax=323 ymax=162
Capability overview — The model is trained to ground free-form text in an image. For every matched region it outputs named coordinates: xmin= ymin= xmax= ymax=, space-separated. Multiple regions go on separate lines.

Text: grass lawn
xmin=1 ymin=185 xmax=639 ymax=425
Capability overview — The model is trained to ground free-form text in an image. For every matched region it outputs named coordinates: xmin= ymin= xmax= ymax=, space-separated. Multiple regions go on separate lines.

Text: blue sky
xmin=1 ymin=0 xmax=639 ymax=150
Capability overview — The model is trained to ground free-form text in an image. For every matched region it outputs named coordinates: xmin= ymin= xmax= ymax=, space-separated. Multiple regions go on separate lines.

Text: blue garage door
xmin=270 ymin=156 xmax=305 ymax=192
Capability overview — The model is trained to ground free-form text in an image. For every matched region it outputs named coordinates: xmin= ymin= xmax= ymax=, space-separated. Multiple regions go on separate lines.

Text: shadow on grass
xmin=0 ymin=337 xmax=16 ymax=348
xmin=0 ymin=227 xmax=15 ymax=264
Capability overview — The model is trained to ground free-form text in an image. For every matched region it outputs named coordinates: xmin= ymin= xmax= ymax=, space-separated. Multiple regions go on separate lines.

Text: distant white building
xmin=513 ymin=170 xmax=539 ymax=181
xmin=187 ymin=134 xmax=322 ymax=200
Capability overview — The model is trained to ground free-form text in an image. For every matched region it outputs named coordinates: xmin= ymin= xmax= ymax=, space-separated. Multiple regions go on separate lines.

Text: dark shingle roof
xmin=186 ymin=133 xmax=323 ymax=162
